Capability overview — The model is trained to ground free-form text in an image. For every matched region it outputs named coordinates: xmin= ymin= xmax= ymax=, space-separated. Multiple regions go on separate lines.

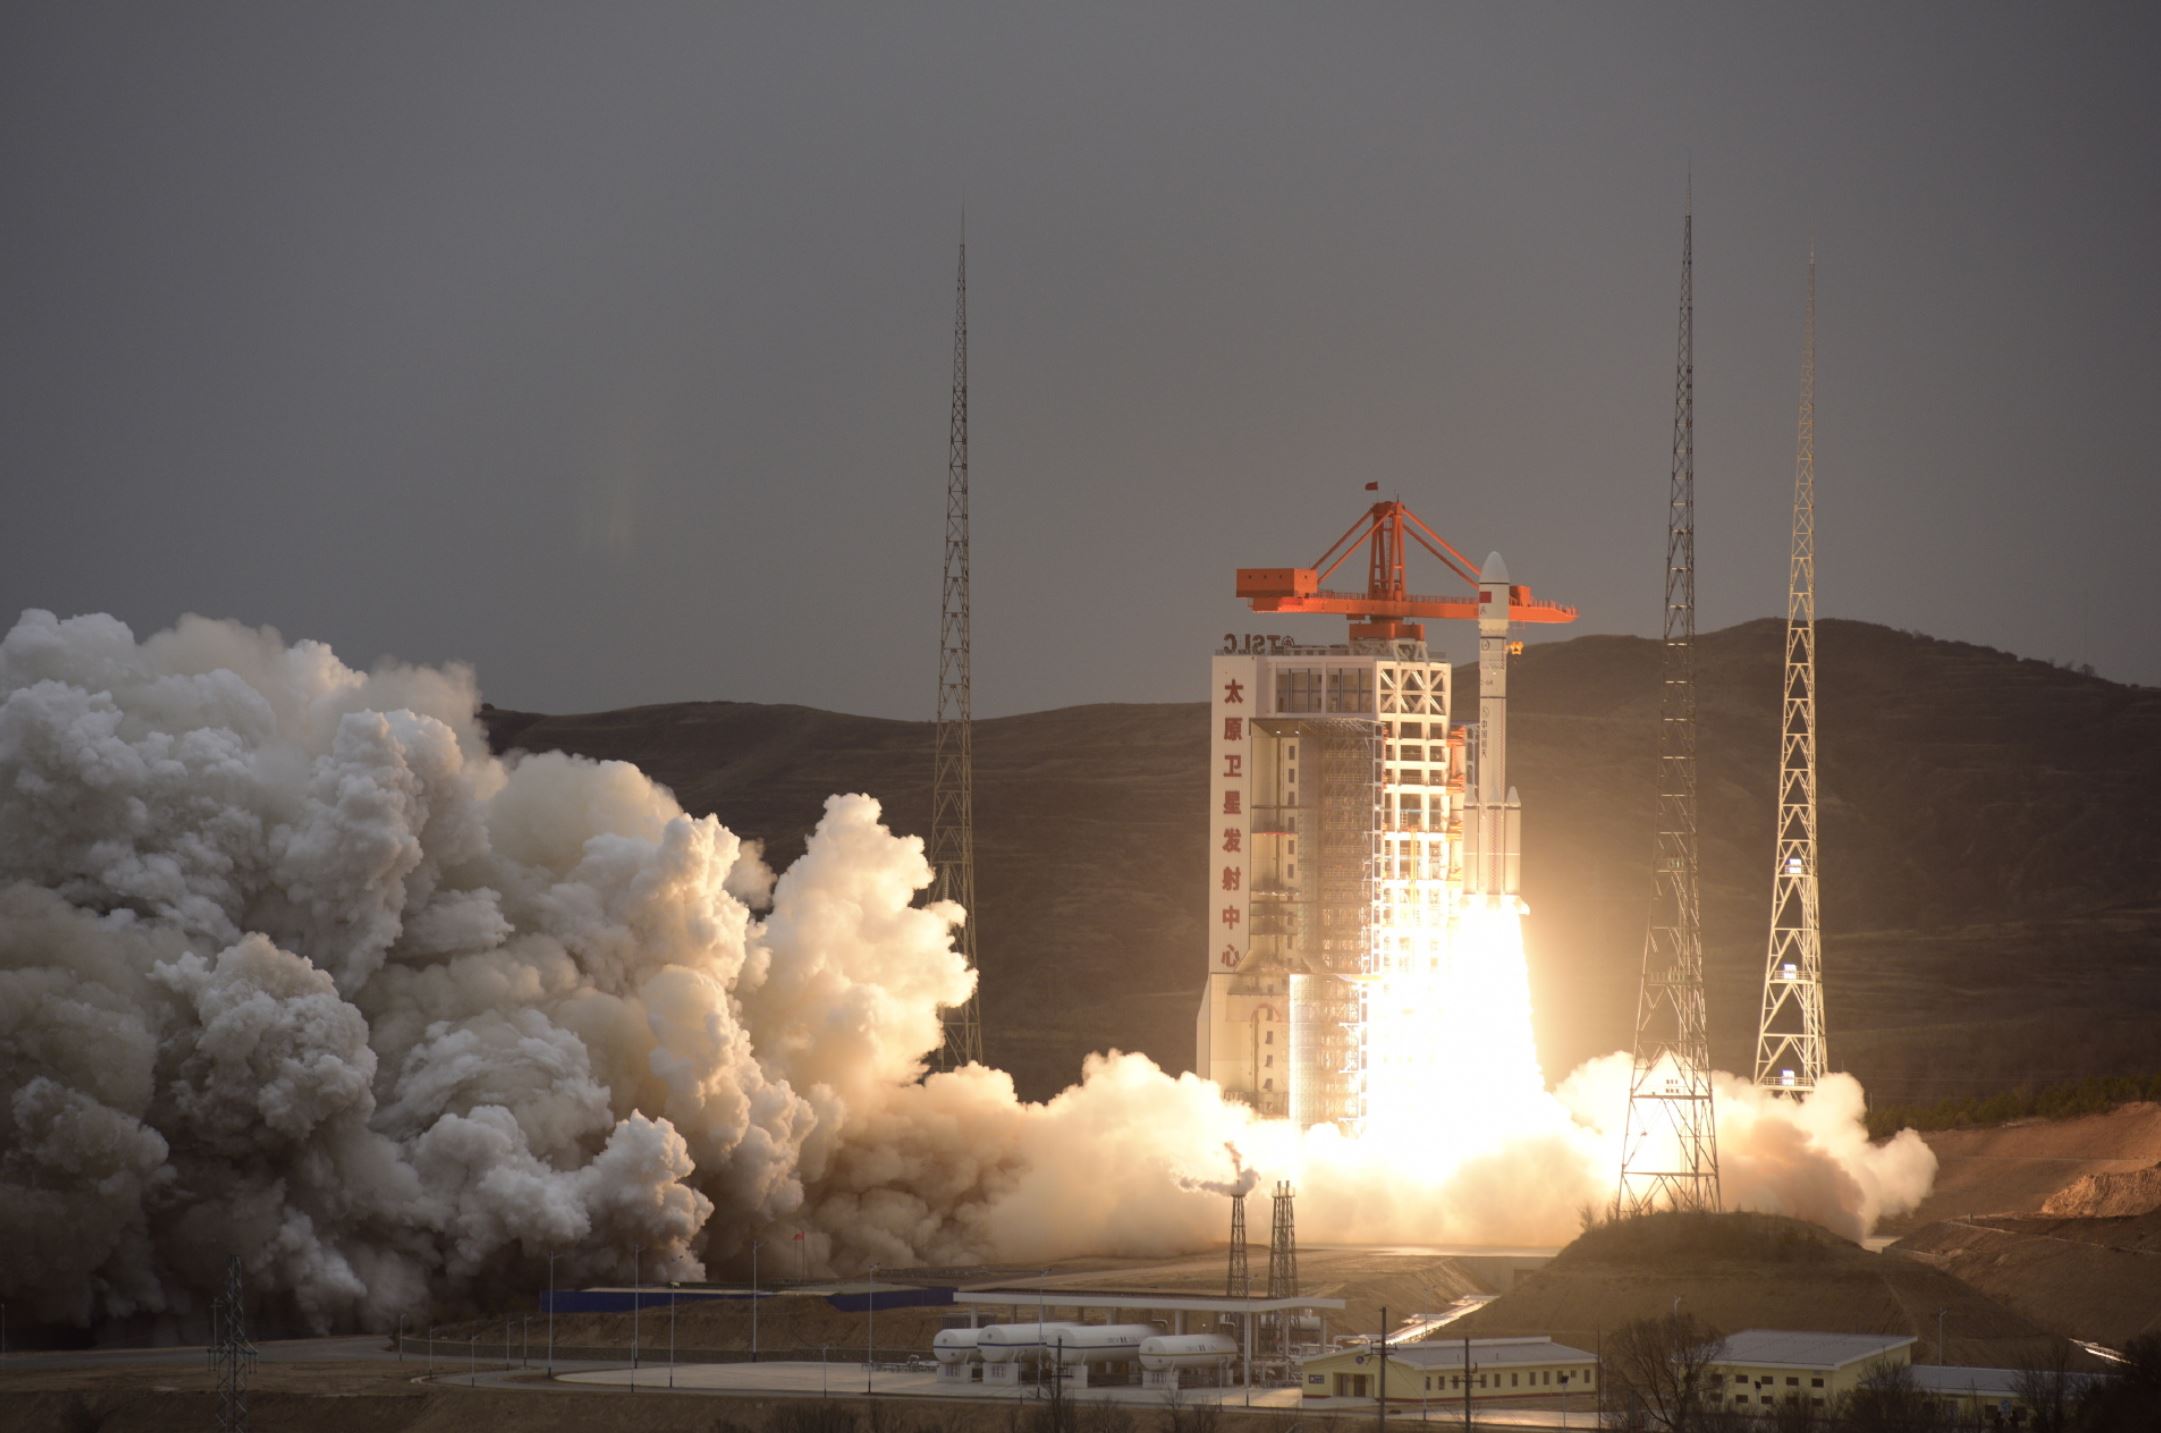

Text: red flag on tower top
xmin=1363 ymin=481 xmax=1379 ymax=491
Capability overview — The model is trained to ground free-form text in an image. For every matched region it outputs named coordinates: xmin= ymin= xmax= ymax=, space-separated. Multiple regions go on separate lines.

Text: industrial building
xmin=1195 ymin=499 xmax=1573 ymax=1128
xmin=1298 ymin=1336 xmax=1597 ymax=1407
xmin=1703 ymin=1330 xmax=1916 ymax=1414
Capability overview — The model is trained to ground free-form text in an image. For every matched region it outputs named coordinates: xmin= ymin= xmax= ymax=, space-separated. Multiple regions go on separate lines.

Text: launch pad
xmin=1197 ymin=499 xmax=1575 ymax=1132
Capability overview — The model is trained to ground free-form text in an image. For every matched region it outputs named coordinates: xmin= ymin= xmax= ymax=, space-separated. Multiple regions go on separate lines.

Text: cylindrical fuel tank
xmin=1138 ymin=1333 xmax=1240 ymax=1370
xmin=1040 ymin=1324 xmax=1161 ymax=1365
xmin=978 ymin=1322 xmax=1090 ymax=1364
xmin=932 ymin=1328 xmax=986 ymax=1365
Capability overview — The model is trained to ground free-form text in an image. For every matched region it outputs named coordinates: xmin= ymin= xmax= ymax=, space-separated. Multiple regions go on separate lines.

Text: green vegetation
xmin=1866 ymin=1073 xmax=2161 ymax=1141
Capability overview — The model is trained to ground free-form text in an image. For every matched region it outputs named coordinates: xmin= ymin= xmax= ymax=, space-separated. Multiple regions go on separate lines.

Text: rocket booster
xmin=1464 ymin=551 xmax=1523 ymax=901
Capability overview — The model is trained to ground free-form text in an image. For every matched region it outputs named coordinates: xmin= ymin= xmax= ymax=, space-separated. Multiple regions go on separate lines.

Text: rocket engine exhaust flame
xmin=0 ymin=610 xmax=1936 ymax=1334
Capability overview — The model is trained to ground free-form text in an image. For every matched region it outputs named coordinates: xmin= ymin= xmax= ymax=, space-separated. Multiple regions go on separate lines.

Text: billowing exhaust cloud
xmin=0 ymin=611 xmax=1933 ymax=1333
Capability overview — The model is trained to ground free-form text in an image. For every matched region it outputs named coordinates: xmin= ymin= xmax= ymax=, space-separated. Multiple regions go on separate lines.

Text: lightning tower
xmin=1754 ymin=250 xmax=1828 ymax=1096
xmin=1618 ymin=190 xmax=1723 ymax=1216
xmin=1225 ymin=1190 xmax=1251 ymax=1299
xmin=932 ymin=229 xmax=985 ymax=1070
xmin=208 ymin=1254 xmax=256 ymax=1433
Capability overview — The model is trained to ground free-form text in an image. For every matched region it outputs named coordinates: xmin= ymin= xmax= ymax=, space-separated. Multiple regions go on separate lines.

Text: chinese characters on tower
xmin=1209 ymin=658 xmax=1254 ymax=971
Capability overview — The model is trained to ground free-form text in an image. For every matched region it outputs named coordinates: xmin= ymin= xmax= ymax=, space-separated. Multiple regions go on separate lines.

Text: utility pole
xmin=932 ymin=222 xmax=985 ymax=1071
xmin=632 ymin=1247 xmax=640 ymax=1394
xmin=1618 ymin=179 xmax=1723 ymax=1217
xmin=1755 ymin=246 xmax=1829 ymax=1098
xmin=545 ymin=1251 xmax=556 ymax=1376
xmin=867 ymin=1262 xmax=879 ymax=1395
xmin=751 ymin=1239 xmax=760 ymax=1362
xmin=1463 ymin=1335 xmax=1473 ymax=1432
xmin=669 ymin=1283 xmax=676 ymax=1390
xmin=1377 ymin=1306 xmax=1388 ymax=1433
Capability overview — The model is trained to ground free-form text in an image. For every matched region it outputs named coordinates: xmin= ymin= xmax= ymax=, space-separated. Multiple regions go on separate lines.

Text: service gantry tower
xmin=1754 ymin=250 xmax=1828 ymax=1097
xmin=932 ymin=230 xmax=985 ymax=1070
xmin=1618 ymin=190 xmax=1723 ymax=1217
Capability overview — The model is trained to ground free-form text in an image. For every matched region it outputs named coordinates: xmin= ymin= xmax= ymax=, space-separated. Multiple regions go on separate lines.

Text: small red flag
xmin=1364 ymin=481 xmax=1379 ymax=491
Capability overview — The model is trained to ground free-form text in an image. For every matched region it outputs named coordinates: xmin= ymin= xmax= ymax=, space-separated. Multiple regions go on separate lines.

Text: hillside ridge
xmin=482 ymin=619 xmax=2161 ymax=1103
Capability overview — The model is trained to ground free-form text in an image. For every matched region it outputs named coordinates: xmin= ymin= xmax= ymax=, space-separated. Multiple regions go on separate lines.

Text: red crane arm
xmin=1235 ymin=498 xmax=1578 ymax=637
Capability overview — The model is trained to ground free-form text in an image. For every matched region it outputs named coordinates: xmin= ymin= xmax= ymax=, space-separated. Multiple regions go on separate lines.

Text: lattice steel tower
xmin=1618 ymin=190 xmax=1723 ymax=1217
xmin=207 ymin=1254 xmax=257 ymax=1433
xmin=1225 ymin=1190 xmax=1251 ymax=1299
xmin=932 ymin=230 xmax=985 ymax=1070
xmin=1754 ymin=250 xmax=1828 ymax=1098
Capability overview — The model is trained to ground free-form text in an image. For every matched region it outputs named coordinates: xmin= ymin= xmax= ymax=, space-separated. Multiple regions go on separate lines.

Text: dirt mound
xmin=1892 ymin=1210 xmax=2161 ymax=1349
xmin=1443 ymin=1211 xmax=2072 ymax=1369
xmin=1881 ymin=1103 xmax=2161 ymax=1233
xmin=2040 ymin=1160 xmax=2161 ymax=1217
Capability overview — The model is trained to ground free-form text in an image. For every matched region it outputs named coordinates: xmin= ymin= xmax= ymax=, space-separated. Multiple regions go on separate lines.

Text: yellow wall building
xmin=1300 ymin=1336 xmax=1596 ymax=1406
xmin=1705 ymin=1330 xmax=1916 ymax=1416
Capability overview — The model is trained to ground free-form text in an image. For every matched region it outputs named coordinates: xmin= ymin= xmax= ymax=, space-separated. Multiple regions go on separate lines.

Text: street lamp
xmin=546 ymin=1250 xmax=558 ymax=1376
xmin=751 ymin=1239 xmax=761 ymax=1363
xmin=669 ymin=1281 xmax=678 ymax=1390
xmin=632 ymin=1247 xmax=641 ymax=1394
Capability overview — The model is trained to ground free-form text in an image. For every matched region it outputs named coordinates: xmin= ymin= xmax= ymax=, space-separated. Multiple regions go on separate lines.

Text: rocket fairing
xmin=1463 ymin=551 xmax=1523 ymax=903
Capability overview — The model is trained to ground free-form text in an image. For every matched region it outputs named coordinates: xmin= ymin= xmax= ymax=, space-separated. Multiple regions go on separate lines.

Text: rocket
xmin=1464 ymin=551 xmax=1523 ymax=901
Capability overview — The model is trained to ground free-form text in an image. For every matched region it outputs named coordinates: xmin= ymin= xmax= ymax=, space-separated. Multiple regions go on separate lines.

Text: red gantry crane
xmin=1235 ymin=494 xmax=1577 ymax=906
xmin=1235 ymin=498 xmax=1576 ymax=643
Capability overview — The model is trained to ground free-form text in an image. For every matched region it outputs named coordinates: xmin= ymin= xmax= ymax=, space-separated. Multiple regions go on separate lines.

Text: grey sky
xmin=4 ymin=4 xmax=2156 ymax=718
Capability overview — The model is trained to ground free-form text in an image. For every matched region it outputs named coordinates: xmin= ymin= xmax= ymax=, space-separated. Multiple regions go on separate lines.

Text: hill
xmin=482 ymin=620 xmax=2161 ymax=1103
xmin=1893 ymin=1210 xmax=2161 ymax=1351
xmin=1884 ymin=1103 xmax=2161 ymax=1231
xmin=1439 ymin=1211 xmax=2074 ymax=1369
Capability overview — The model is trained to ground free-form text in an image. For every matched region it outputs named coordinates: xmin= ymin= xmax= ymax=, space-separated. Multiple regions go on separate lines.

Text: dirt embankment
xmin=1880 ymin=1102 xmax=2161 ymax=1233
xmin=1443 ymin=1211 xmax=2073 ymax=1369
xmin=1891 ymin=1210 xmax=2161 ymax=1350
xmin=2039 ymin=1161 xmax=2161 ymax=1218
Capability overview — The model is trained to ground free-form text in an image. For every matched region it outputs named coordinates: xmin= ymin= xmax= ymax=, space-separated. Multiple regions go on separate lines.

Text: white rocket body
xmin=1465 ymin=551 xmax=1523 ymax=902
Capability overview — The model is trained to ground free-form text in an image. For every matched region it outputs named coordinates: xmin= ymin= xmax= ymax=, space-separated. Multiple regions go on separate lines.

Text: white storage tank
xmin=978 ymin=1322 xmax=1089 ymax=1364
xmin=1042 ymin=1324 xmax=1161 ymax=1366
xmin=1139 ymin=1333 xmax=1240 ymax=1370
xmin=932 ymin=1328 xmax=986 ymax=1365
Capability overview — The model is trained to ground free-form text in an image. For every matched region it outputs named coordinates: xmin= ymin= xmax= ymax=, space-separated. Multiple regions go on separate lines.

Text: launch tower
xmin=1617 ymin=192 xmax=1723 ymax=1216
xmin=1197 ymin=499 xmax=1574 ymax=1129
xmin=1754 ymin=251 xmax=1828 ymax=1097
xmin=932 ymin=232 xmax=984 ymax=1070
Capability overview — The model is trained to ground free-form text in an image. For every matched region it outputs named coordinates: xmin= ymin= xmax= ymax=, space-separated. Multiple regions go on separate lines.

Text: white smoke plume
xmin=1175 ymin=1141 xmax=1259 ymax=1200
xmin=0 ymin=610 xmax=1935 ymax=1334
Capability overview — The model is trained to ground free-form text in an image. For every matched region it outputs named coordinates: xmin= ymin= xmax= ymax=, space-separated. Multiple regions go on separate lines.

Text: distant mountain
xmin=483 ymin=620 xmax=2161 ymax=1105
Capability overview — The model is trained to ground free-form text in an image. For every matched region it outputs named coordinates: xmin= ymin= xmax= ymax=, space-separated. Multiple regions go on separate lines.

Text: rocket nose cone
xmin=1481 ymin=551 xmax=1510 ymax=584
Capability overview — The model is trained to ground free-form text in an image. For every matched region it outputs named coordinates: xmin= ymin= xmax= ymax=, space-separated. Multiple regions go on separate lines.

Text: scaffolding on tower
xmin=932 ymin=228 xmax=984 ymax=1071
xmin=1617 ymin=188 xmax=1723 ymax=1217
xmin=1755 ymin=249 xmax=1829 ymax=1098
